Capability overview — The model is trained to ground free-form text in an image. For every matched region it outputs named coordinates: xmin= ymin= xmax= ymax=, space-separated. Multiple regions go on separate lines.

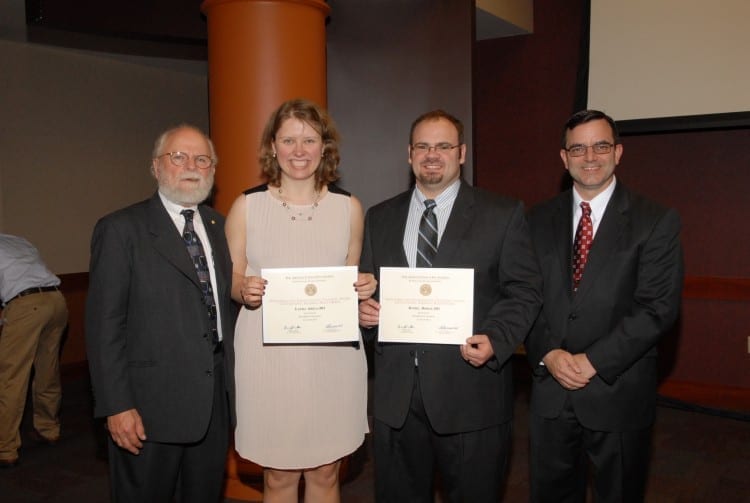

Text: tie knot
xmin=580 ymin=201 xmax=591 ymax=217
xmin=424 ymin=199 xmax=436 ymax=211
xmin=181 ymin=209 xmax=195 ymax=222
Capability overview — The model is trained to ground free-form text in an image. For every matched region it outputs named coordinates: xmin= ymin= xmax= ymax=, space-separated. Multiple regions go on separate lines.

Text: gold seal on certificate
xmin=378 ymin=267 xmax=474 ymax=345
xmin=261 ymin=266 xmax=359 ymax=343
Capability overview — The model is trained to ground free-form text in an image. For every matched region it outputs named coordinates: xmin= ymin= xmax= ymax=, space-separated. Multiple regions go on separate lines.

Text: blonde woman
xmin=226 ymin=99 xmax=374 ymax=502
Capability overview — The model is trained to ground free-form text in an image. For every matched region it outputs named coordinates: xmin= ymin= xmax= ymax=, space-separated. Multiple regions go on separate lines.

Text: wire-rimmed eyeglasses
xmin=157 ymin=151 xmax=214 ymax=169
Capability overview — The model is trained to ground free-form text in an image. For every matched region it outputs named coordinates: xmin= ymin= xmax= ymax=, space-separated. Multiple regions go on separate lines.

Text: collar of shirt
xmin=572 ymin=175 xmax=617 ymax=240
xmin=158 ymin=191 xmax=202 ymax=234
xmin=413 ymin=178 xmax=461 ymax=242
xmin=157 ymin=191 xmax=214 ymax=264
xmin=157 ymin=192 xmax=223 ymax=341
xmin=404 ymin=179 xmax=461 ymax=267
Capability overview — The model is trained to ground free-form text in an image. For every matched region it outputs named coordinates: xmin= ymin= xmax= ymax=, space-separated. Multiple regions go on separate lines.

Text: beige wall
xmin=0 ymin=40 xmax=208 ymax=273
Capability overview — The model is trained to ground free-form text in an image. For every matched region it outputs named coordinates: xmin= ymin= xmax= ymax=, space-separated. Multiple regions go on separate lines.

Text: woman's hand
xmin=240 ymin=275 xmax=267 ymax=308
xmin=354 ymin=272 xmax=377 ymax=300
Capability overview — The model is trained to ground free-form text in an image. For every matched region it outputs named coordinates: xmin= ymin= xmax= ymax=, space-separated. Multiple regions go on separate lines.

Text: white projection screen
xmin=587 ymin=0 xmax=750 ymax=132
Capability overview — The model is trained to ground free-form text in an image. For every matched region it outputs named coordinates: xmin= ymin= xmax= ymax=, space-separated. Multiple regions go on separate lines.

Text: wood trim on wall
xmin=60 ymin=273 xmax=749 ymax=411
xmin=658 ymin=379 xmax=750 ymax=413
xmin=683 ymin=275 xmax=750 ymax=301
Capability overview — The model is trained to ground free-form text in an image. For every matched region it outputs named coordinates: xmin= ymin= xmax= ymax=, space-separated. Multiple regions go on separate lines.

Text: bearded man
xmin=86 ymin=125 xmax=236 ymax=502
xmin=358 ymin=110 xmax=542 ymax=502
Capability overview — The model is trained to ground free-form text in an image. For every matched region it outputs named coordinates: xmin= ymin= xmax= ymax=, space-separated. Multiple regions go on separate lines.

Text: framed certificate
xmin=261 ymin=266 xmax=359 ymax=343
xmin=378 ymin=267 xmax=474 ymax=345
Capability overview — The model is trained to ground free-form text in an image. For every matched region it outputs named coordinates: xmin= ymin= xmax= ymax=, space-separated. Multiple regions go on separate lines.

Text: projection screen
xmin=587 ymin=0 xmax=750 ymax=132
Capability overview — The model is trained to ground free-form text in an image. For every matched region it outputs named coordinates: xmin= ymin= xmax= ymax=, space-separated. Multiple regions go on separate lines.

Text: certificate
xmin=378 ymin=267 xmax=474 ymax=345
xmin=261 ymin=266 xmax=359 ymax=343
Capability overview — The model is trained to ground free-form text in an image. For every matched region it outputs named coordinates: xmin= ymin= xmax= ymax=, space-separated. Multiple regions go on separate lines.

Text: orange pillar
xmin=201 ymin=0 xmax=331 ymax=215
xmin=200 ymin=2 xmax=330 ymax=500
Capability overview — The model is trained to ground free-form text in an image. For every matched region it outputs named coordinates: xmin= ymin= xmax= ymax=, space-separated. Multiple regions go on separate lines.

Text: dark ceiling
xmin=25 ymin=0 xmax=209 ymax=59
xmin=23 ymin=1 xmax=519 ymax=59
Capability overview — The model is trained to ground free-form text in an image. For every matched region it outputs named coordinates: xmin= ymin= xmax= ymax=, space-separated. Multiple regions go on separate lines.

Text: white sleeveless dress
xmin=233 ymin=186 xmax=369 ymax=469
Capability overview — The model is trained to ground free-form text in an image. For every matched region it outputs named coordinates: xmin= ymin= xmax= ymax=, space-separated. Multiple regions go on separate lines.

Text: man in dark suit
xmin=525 ymin=110 xmax=683 ymax=502
xmin=86 ymin=125 xmax=235 ymax=502
xmin=359 ymin=110 xmax=543 ymax=502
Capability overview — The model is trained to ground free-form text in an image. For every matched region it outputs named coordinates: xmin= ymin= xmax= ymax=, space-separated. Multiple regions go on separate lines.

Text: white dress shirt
xmin=158 ymin=192 xmax=223 ymax=341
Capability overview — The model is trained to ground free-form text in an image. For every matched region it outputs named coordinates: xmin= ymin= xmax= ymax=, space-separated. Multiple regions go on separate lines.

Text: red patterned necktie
xmin=572 ymin=201 xmax=593 ymax=292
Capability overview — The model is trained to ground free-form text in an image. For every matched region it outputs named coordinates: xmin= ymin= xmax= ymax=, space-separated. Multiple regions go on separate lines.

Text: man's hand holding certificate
xmin=261 ymin=266 xmax=359 ymax=343
xmin=378 ymin=267 xmax=474 ymax=344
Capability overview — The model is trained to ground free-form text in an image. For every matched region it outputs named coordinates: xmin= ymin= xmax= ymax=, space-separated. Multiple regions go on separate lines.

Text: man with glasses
xmin=86 ymin=124 xmax=235 ymax=502
xmin=525 ymin=110 xmax=683 ymax=502
xmin=359 ymin=110 xmax=543 ymax=502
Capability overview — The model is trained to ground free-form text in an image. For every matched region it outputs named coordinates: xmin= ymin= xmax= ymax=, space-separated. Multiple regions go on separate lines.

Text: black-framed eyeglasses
xmin=411 ymin=143 xmax=462 ymax=154
xmin=564 ymin=142 xmax=615 ymax=157
xmin=157 ymin=151 xmax=214 ymax=169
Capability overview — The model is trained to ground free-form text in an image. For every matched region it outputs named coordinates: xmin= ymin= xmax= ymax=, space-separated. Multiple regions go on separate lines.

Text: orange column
xmin=200 ymin=2 xmax=330 ymax=500
xmin=201 ymin=0 xmax=331 ymax=215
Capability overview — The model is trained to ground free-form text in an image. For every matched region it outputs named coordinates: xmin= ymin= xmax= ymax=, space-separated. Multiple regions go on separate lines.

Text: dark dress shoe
xmin=0 ymin=457 xmax=19 ymax=469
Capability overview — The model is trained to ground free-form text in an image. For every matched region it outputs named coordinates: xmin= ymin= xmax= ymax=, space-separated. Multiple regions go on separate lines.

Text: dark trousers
xmin=374 ymin=370 xmax=510 ymax=503
xmin=530 ymin=396 xmax=651 ymax=503
xmin=108 ymin=354 xmax=229 ymax=503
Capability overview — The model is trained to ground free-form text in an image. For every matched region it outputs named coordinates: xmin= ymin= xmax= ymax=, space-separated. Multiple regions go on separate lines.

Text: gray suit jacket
xmin=86 ymin=193 xmax=236 ymax=442
xmin=361 ymin=181 xmax=542 ymax=434
xmin=526 ymin=183 xmax=683 ymax=431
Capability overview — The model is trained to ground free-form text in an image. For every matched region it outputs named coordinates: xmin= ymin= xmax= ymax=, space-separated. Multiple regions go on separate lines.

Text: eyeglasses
xmin=411 ymin=143 xmax=461 ymax=154
xmin=564 ymin=142 xmax=615 ymax=157
xmin=157 ymin=151 xmax=214 ymax=169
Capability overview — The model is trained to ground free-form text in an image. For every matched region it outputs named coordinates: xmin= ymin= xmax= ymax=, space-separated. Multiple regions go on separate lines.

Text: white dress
xmin=233 ymin=186 xmax=369 ymax=469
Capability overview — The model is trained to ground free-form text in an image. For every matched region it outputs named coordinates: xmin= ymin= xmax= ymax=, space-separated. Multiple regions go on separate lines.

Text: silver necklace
xmin=278 ymin=187 xmax=320 ymax=221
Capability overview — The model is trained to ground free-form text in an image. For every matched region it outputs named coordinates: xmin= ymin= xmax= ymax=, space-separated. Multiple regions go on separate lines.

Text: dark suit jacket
xmin=525 ymin=182 xmax=683 ymax=431
xmin=361 ymin=181 xmax=542 ymax=434
xmin=85 ymin=193 xmax=236 ymax=443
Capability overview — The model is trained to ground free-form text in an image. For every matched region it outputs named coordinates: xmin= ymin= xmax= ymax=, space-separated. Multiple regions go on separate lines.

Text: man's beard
xmin=416 ymin=172 xmax=443 ymax=186
xmin=158 ymin=173 xmax=214 ymax=206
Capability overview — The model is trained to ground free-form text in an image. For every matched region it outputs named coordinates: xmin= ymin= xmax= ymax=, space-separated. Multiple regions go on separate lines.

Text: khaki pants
xmin=0 ymin=290 xmax=68 ymax=461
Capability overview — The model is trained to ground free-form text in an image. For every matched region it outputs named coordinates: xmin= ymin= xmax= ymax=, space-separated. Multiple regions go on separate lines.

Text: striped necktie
xmin=416 ymin=199 xmax=438 ymax=267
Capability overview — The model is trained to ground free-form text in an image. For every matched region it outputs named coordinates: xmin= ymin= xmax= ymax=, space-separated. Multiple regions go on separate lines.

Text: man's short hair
xmin=561 ymin=110 xmax=620 ymax=148
xmin=409 ymin=110 xmax=465 ymax=145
